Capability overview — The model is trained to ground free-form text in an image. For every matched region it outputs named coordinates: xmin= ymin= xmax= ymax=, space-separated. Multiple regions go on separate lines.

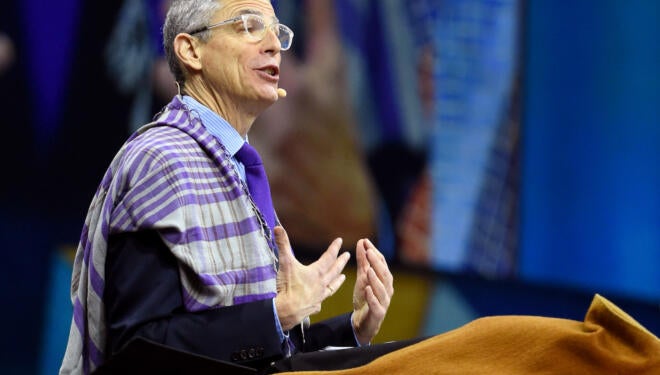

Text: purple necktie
xmin=235 ymin=142 xmax=277 ymax=233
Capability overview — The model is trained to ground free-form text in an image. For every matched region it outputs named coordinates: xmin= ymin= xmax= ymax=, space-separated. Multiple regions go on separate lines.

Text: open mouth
xmin=258 ymin=65 xmax=280 ymax=77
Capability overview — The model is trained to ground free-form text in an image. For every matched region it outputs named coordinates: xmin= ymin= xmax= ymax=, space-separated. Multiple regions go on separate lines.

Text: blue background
xmin=521 ymin=0 xmax=660 ymax=301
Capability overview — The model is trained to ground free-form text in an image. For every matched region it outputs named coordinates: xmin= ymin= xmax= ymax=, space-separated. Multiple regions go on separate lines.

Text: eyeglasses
xmin=189 ymin=13 xmax=294 ymax=51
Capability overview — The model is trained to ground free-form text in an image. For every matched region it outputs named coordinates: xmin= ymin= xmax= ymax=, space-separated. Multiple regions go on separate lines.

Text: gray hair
xmin=163 ymin=0 xmax=223 ymax=84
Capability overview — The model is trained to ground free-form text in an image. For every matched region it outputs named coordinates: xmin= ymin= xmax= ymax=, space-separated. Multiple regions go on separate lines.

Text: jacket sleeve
xmin=289 ymin=313 xmax=359 ymax=353
xmin=104 ymin=230 xmax=285 ymax=368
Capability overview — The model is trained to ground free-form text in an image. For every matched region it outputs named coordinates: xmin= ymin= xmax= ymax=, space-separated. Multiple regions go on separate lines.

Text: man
xmin=60 ymin=0 xmax=393 ymax=373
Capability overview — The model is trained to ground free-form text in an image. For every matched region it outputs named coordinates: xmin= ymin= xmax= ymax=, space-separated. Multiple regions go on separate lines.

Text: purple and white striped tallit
xmin=60 ymin=96 xmax=279 ymax=374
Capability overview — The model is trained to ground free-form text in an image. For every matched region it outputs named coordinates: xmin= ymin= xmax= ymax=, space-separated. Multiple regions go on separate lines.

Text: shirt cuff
xmin=350 ymin=312 xmax=370 ymax=347
xmin=272 ymin=298 xmax=286 ymax=342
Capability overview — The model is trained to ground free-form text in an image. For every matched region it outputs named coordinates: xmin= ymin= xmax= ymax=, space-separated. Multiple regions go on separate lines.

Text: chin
xmin=250 ymin=94 xmax=278 ymax=114
xmin=246 ymin=87 xmax=279 ymax=111
xmin=260 ymin=89 xmax=279 ymax=103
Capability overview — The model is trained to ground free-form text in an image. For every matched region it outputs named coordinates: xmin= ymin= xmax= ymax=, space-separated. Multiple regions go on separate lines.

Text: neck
xmin=183 ymin=78 xmax=260 ymax=138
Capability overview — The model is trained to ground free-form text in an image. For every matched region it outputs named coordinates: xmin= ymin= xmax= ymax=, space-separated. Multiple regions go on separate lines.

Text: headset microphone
xmin=277 ymin=88 xmax=287 ymax=98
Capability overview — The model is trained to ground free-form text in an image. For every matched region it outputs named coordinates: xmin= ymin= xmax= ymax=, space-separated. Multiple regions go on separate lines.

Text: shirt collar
xmin=181 ymin=95 xmax=246 ymax=156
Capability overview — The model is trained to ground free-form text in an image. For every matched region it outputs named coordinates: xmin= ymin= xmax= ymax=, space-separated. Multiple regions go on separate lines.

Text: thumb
xmin=274 ymin=226 xmax=295 ymax=266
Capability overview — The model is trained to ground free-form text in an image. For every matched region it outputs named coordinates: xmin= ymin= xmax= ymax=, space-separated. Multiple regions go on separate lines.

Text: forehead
xmin=215 ymin=0 xmax=275 ymax=19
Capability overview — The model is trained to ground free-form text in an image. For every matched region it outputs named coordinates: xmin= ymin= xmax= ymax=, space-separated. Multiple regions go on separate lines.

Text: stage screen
xmin=260 ymin=0 xmax=660 ymax=303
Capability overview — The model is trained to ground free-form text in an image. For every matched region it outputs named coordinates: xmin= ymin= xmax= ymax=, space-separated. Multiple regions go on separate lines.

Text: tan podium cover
xmin=283 ymin=294 xmax=660 ymax=374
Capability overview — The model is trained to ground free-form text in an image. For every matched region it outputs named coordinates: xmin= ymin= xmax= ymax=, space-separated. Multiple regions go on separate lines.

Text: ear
xmin=173 ymin=33 xmax=203 ymax=76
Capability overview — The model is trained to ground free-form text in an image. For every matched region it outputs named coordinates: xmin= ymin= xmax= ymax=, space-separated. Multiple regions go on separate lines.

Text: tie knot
xmin=235 ymin=142 xmax=263 ymax=167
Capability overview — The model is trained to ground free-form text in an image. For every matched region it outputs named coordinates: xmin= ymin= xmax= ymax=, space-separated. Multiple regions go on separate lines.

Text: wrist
xmin=274 ymin=296 xmax=300 ymax=331
xmin=351 ymin=312 xmax=371 ymax=346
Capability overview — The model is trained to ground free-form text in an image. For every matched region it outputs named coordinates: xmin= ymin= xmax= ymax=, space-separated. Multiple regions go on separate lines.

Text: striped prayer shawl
xmin=60 ymin=96 xmax=279 ymax=374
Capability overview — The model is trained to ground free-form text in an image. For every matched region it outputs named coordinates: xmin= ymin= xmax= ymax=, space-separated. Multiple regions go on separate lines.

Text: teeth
xmin=260 ymin=67 xmax=277 ymax=76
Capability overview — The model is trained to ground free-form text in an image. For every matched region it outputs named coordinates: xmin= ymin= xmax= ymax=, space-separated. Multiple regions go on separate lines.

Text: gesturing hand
xmin=352 ymin=239 xmax=394 ymax=345
xmin=273 ymin=226 xmax=351 ymax=331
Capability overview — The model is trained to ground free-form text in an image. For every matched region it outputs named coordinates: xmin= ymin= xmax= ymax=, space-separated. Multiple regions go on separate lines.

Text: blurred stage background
xmin=1 ymin=0 xmax=658 ymax=373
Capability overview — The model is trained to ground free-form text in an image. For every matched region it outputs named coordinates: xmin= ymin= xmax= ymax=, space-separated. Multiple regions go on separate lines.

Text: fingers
xmin=323 ymin=250 xmax=350 ymax=294
xmin=352 ymin=238 xmax=393 ymax=318
xmin=364 ymin=285 xmax=387 ymax=323
xmin=364 ymin=238 xmax=385 ymax=261
xmin=316 ymin=237 xmax=351 ymax=282
xmin=353 ymin=239 xmax=369 ymax=301
xmin=366 ymin=267 xmax=391 ymax=308
xmin=326 ymin=273 xmax=347 ymax=297
xmin=318 ymin=237 xmax=343 ymax=266
xmin=355 ymin=238 xmax=368 ymax=270
xmin=353 ymin=285 xmax=386 ymax=345
xmin=364 ymin=239 xmax=394 ymax=296
xmin=365 ymin=286 xmax=384 ymax=313
xmin=355 ymin=238 xmax=393 ymax=293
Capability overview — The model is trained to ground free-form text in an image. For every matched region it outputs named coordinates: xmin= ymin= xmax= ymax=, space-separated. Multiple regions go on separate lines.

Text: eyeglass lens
xmin=243 ymin=15 xmax=292 ymax=50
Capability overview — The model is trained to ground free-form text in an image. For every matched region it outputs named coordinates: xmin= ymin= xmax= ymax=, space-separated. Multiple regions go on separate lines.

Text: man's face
xmin=199 ymin=0 xmax=282 ymax=109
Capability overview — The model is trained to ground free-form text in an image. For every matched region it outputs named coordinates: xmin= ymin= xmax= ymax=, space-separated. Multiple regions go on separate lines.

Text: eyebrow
xmin=236 ymin=9 xmax=261 ymax=16
xmin=234 ymin=8 xmax=280 ymax=23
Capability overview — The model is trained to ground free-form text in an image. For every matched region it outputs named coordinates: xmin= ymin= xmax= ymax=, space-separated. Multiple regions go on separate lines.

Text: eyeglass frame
xmin=187 ymin=13 xmax=294 ymax=51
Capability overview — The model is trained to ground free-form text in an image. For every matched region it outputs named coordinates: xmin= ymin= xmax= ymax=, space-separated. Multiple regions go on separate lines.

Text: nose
xmin=261 ymin=25 xmax=282 ymax=55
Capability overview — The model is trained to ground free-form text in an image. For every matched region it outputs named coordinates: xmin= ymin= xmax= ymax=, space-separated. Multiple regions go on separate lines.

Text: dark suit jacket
xmin=104 ymin=231 xmax=358 ymax=370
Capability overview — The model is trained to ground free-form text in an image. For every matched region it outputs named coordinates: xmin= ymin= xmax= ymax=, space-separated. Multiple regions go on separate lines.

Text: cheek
xmin=206 ymin=55 xmax=239 ymax=85
xmin=229 ymin=57 xmax=249 ymax=85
